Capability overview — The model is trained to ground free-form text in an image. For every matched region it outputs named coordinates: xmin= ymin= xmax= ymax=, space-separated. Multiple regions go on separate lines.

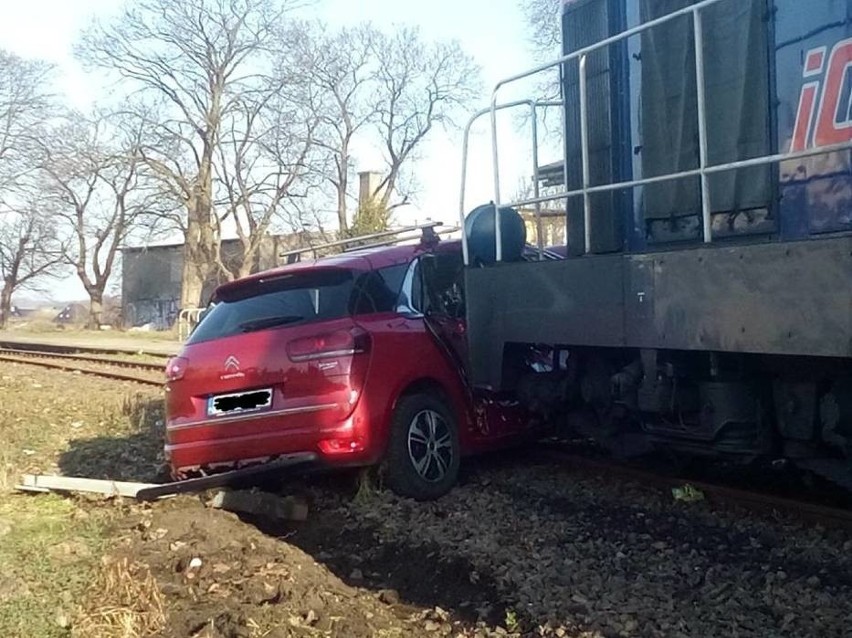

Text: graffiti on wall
xmin=125 ymin=298 xmax=179 ymax=330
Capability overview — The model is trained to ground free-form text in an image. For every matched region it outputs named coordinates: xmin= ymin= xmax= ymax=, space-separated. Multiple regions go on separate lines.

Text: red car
xmin=164 ymin=235 xmax=545 ymax=499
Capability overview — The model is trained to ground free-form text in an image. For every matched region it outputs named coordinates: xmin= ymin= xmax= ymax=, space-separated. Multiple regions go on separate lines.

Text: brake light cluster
xmin=165 ymin=356 xmax=189 ymax=381
xmin=287 ymin=327 xmax=370 ymax=362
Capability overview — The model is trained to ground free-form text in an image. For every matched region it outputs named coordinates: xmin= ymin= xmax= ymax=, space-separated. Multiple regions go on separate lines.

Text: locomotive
xmin=460 ymin=0 xmax=852 ymax=486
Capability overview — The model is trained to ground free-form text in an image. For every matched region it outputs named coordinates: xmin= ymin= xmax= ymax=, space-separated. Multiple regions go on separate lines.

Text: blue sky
xmin=1 ymin=0 xmax=559 ymax=301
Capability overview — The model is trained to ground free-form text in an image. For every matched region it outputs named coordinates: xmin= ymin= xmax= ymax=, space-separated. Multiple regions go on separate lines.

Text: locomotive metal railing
xmin=459 ymin=99 xmax=564 ymax=263
xmin=459 ymin=0 xmax=852 ymax=265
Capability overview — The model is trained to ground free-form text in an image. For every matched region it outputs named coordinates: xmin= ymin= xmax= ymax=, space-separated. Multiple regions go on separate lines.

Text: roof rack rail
xmin=341 ymin=224 xmax=459 ymax=253
xmin=278 ymin=221 xmax=455 ymax=262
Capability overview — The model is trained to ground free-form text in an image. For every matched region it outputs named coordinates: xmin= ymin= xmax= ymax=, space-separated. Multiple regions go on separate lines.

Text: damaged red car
xmin=164 ymin=225 xmax=558 ymax=499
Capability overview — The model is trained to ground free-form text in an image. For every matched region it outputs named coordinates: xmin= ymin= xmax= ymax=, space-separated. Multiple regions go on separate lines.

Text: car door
xmin=418 ymin=250 xmax=469 ymax=374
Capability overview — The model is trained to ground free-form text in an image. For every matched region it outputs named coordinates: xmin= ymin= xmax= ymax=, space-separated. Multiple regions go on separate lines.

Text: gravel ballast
xmin=294 ymin=459 xmax=852 ymax=637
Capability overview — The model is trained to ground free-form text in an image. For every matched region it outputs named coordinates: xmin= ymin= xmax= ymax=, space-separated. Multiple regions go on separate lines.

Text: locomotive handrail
xmin=461 ymin=0 xmax=852 ymax=264
xmin=459 ymin=98 xmax=563 ymax=264
xmin=503 ymin=139 xmax=852 ymax=210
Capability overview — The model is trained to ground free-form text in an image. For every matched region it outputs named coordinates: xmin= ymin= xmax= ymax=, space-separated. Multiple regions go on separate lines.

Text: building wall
xmin=121 ymin=232 xmax=333 ymax=329
xmin=520 ymin=209 xmax=567 ymax=248
xmin=121 ymin=244 xmax=184 ymax=329
xmin=358 ymin=171 xmax=384 ymax=206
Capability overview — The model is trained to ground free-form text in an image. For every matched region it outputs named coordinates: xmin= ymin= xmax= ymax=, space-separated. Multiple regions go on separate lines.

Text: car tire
xmin=384 ymin=393 xmax=461 ymax=500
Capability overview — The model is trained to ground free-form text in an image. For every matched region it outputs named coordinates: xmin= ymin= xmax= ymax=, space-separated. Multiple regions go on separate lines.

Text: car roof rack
xmin=279 ymin=222 xmax=459 ymax=262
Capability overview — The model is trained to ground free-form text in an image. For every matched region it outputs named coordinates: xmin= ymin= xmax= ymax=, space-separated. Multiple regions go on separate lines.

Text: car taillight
xmin=165 ymin=356 xmax=188 ymax=381
xmin=287 ymin=327 xmax=370 ymax=362
xmin=318 ymin=437 xmax=366 ymax=455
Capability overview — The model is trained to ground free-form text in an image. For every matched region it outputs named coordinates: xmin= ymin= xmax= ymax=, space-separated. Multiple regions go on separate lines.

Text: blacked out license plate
xmin=207 ymin=388 xmax=272 ymax=417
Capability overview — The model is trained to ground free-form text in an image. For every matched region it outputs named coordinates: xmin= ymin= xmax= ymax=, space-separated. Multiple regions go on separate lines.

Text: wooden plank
xmin=17 ymin=452 xmax=322 ymax=502
xmin=16 ymin=474 xmax=158 ymax=498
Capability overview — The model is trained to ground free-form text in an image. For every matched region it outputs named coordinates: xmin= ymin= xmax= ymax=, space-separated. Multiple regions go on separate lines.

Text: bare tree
xmin=215 ymin=82 xmax=320 ymax=280
xmin=0 ymin=49 xmax=54 ymax=200
xmin=522 ymin=0 xmax=562 ymax=62
xmin=371 ymin=27 xmax=481 ymax=211
xmin=289 ymin=23 xmax=377 ymax=234
xmin=520 ymin=0 xmax=562 ymax=99
xmin=0 ymin=203 xmax=66 ymax=328
xmin=41 ymin=114 xmax=161 ymax=328
xmin=78 ymin=0 xmax=297 ymax=309
xmin=292 ymin=24 xmax=480 ymax=236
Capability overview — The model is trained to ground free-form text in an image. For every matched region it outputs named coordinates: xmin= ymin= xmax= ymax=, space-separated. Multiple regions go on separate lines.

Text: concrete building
xmin=121 ymin=232 xmax=327 ymax=329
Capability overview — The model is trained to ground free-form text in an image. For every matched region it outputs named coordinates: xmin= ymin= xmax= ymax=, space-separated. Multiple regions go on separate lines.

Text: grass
xmin=354 ymin=467 xmax=383 ymax=504
xmin=0 ymin=363 xmax=165 ymax=637
xmin=2 ymin=322 xmax=179 ymax=342
xmin=0 ymin=495 xmax=116 ymax=638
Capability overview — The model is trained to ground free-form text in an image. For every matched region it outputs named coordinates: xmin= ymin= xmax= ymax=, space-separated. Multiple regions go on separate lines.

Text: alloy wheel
xmin=407 ymin=409 xmax=453 ymax=483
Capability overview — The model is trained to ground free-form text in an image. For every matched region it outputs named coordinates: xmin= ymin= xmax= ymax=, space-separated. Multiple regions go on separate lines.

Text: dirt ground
xmin=2 ymin=361 xmax=852 ymax=638
xmin=0 ymin=363 xmax=522 ymax=638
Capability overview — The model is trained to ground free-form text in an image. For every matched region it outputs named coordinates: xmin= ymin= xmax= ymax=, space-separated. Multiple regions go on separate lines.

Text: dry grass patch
xmin=74 ymin=557 xmax=166 ymax=638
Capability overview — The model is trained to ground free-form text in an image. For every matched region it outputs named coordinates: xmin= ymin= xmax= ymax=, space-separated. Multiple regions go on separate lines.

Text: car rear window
xmin=188 ymin=269 xmax=354 ymax=344
xmin=187 ymin=265 xmax=408 ymax=344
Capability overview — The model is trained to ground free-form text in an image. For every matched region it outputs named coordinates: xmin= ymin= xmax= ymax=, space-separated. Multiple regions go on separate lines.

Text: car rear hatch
xmin=166 ymin=265 xmax=371 ymax=446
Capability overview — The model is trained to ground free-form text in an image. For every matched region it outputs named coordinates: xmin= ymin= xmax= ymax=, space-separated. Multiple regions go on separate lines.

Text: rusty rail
xmin=539 ymin=447 xmax=852 ymax=530
xmin=0 ymin=339 xmax=173 ymax=359
xmin=0 ymin=353 xmax=163 ymax=387
xmin=0 ymin=348 xmax=165 ymax=373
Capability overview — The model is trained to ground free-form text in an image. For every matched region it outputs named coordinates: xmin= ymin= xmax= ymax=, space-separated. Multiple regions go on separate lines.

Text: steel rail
xmin=539 ymin=448 xmax=852 ymax=530
xmin=0 ymin=348 xmax=165 ymax=373
xmin=0 ymin=339 xmax=173 ymax=359
xmin=0 ymin=354 xmax=164 ymax=387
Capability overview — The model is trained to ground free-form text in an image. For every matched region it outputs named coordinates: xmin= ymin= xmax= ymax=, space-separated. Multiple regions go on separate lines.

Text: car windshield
xmin=187 ymin=269 xmax=355 ymax=344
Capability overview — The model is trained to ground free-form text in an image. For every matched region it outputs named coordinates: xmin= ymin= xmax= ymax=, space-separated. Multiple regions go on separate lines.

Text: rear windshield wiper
xmin=238 ymin=315 xmax=305 ymax=333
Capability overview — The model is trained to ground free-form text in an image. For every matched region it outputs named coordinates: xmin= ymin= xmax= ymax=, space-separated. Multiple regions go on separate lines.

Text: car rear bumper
xmin=165 ymin=405 xmax=380 ymax=478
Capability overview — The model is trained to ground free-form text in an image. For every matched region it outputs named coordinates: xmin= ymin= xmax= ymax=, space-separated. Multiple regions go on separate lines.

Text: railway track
xmin=539 ymin=446 xmax=852 ymax=530
xmin=0 ymin=339 xmax=173 ymax=360
xmin=0 ymin=348 xmax=166 ymax=372
xmin=0 ymin=348 xmax=164 ymax=387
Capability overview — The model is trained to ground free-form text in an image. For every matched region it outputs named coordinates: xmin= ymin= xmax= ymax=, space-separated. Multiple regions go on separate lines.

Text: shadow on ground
xmin=58 ymin=395 xmax=168 ymax=483
xmin=241 ymin=455 xmax=541 ymax=627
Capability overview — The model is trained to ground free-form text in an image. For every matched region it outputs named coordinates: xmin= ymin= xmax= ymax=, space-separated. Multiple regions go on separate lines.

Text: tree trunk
xmin=180 ymin=204 xmax=213 ymax=311
xmin=0 ymin=284 xmax=12 ymax=330
xmin=180 ymin=241 xmax=205 ymax=310
xmin=237 ymin=246 xmax=254 ymax=280
xmin=87 ymin=289 xmax=104 ymax=330
xmin=337 ymin=154 xmax=349 ymax=234
xmin=337 ymin=188 xmax=348 ymax=234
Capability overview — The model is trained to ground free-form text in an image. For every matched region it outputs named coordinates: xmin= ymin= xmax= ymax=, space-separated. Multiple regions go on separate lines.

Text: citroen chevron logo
xmin=224 ymin=355 xmax=240 ymax=372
